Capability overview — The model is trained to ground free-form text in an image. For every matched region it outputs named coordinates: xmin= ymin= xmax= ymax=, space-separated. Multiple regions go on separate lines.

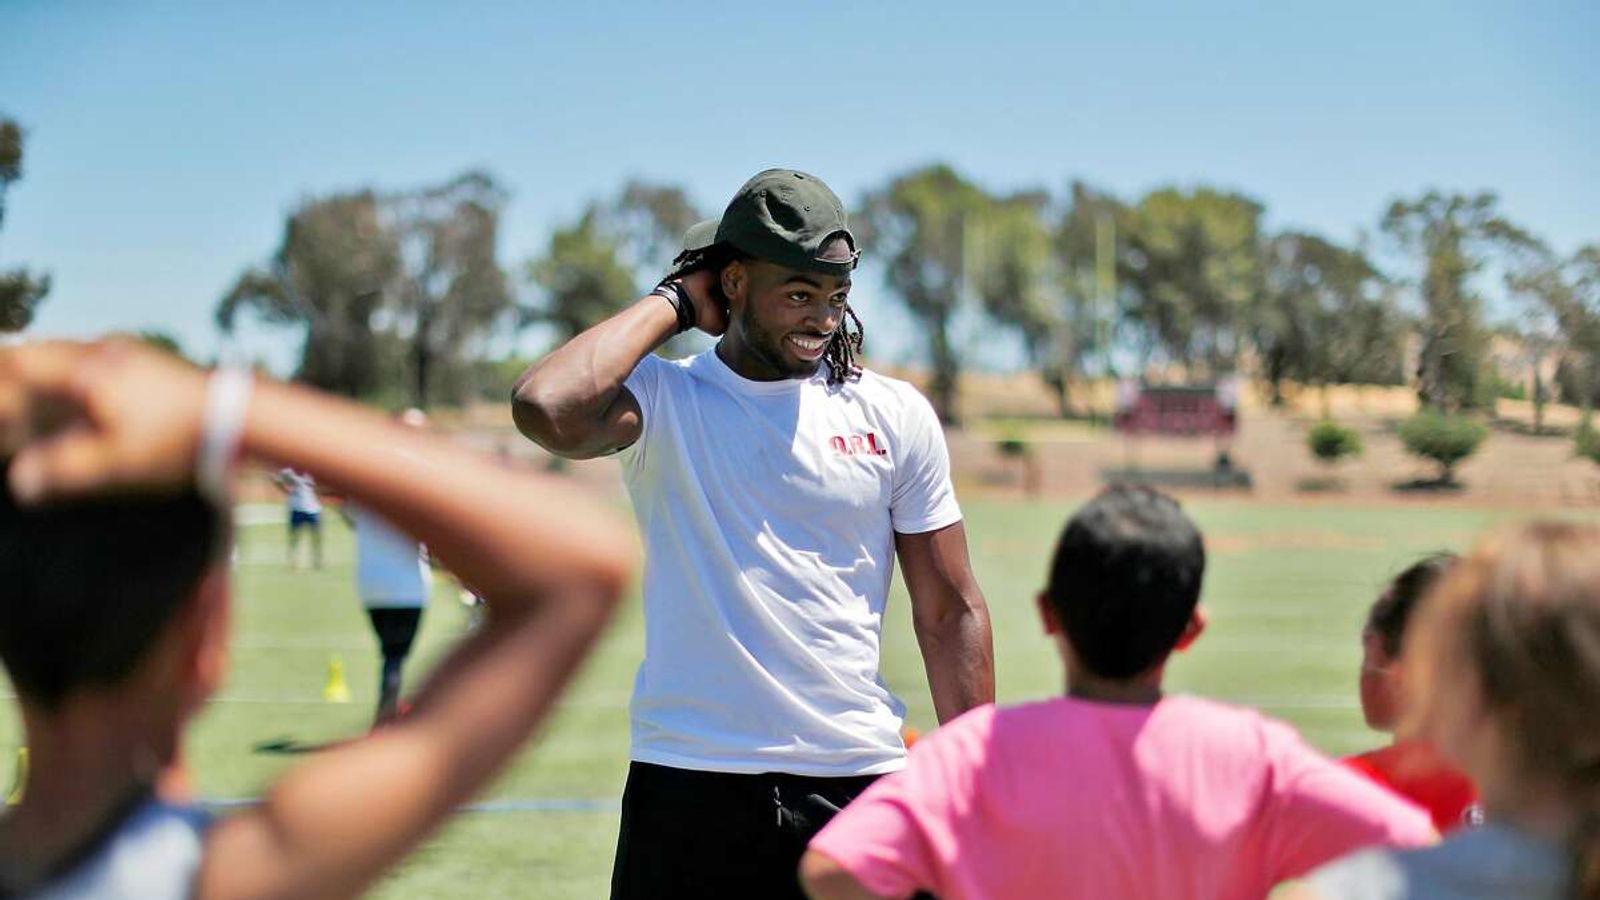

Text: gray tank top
xmin=1307 ymin=822 xmax=1568 ymax=899
xmin=25 ymin=800 xmax=208 ymax=899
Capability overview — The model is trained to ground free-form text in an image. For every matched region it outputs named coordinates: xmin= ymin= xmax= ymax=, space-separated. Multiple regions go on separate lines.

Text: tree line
xmin=5 ymin=115 xmax=1595 ymax=422
xmin=215 ymin=162 xmax=1599 ymax=423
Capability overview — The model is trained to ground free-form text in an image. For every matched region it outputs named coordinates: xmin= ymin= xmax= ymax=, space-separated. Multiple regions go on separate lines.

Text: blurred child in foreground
xmin=1296 ymin=521 xmax=1600 ymax=899
xmin=0 ymin=339 xmax=634 ymax=898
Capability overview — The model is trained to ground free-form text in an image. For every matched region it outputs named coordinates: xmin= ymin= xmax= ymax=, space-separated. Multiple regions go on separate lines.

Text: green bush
xmin=1398 ymin=411 xmax=1488 ymax=483
xmin=997 ymin=437 xmax=1030 ymax=458
xmin=1307 ymin=421 xmax=1362 ymax=465
xmin=995 ymin=423 xmax=1031 ymax=458
xmin=1575 ymin=417 xmax=1600 ymax=465
xmin=993 ymin=429 xmax=1038 ymax=495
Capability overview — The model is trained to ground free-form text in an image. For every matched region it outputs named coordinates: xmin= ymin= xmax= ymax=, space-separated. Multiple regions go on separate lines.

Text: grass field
xmin=2 ymin=496 xmax=1590 ymax=897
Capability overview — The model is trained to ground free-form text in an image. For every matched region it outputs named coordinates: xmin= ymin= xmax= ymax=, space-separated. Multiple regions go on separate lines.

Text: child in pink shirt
xmin=802 ymin=486 xmax=1434 ymax=900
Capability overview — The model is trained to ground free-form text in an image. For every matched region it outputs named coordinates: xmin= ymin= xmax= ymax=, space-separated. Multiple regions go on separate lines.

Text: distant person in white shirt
xmin=514 ymin=168 xmax=995 ymax=899
xmin=274 ymin=466 xmax=322 ymax=570
xmin=344 ymin=409 xmax=433 ymax=726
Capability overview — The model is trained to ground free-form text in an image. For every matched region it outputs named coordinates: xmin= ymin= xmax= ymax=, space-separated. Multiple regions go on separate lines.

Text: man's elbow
xmin=509 ymin=382 xmax=557 ymax=444
xmin=510 ymin=379 xmax=592 ymax=459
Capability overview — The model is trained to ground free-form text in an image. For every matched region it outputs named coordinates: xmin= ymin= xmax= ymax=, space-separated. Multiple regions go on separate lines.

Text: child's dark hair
xmin=1045 ymin=485 xmax=1205 ymax=679
xmin=1364 ymin=553 xmax=1458 ymax=658
xmin=0 ymin=465 xmax=222 ymax=710
xmin=670 ymin=243 xmax=863 ymax=384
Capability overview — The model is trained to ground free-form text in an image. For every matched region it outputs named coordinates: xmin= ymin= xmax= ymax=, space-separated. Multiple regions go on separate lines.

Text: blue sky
xmin=2 ymin=0 xmax=1596 ymax=371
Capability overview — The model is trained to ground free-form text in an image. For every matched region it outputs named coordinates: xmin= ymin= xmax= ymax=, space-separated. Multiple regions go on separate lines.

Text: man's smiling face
xmin=721 ymin=255 xmax=852 ymax=380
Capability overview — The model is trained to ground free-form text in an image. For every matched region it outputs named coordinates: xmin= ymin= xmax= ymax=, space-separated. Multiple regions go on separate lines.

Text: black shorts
xmin=366 ymin=607 xmax=422 ymax=660
xmin=610 ymin=761 xmax=880 ymax=900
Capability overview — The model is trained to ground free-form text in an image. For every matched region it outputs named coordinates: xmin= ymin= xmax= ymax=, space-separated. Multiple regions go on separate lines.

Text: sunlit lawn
xmin=2 ymin=497 xmax=1584 ymax=897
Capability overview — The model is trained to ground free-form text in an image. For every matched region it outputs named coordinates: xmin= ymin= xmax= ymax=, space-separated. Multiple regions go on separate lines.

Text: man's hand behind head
xmin=673 ymin=269 xmax=729 ymax=336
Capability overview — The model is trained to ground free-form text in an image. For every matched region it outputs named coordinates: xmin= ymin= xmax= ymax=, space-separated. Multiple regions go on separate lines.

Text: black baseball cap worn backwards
xmin=678 ymin=169 xmax=860 ymax=277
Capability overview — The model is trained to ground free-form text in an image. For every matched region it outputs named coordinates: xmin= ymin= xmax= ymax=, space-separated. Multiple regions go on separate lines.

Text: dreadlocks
xmin=824 ymin=304 xmax=864 ymax=385
xmin=667 ymin=243 xmax=865 ymax=384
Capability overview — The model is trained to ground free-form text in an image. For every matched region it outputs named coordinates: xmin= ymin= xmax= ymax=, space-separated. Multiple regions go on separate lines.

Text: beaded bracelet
xmin=650 ymin=281 xmax=697 ymax=334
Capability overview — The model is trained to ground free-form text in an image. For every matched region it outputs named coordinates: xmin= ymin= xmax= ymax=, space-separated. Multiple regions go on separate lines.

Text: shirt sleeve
xmin=808 ymin=709 xmax=990 ymax=899
xmin=1259 ymin=722 xmax=1436 ymax=883
xmin=889 ymin=386 xmax=962 ymax=534
xmin=616 ymin=353 xmax=666 ymax=470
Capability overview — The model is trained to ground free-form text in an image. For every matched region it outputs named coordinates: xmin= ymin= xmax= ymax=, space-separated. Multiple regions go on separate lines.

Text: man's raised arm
xmin=512 ymin=271 xmax=722 ymax=459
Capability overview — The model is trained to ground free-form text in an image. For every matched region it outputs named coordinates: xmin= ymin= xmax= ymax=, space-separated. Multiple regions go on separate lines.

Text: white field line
xmin=0 ymin=689 xmax=636 ymax=708
xmin=200 ymin=797 xmax=621 ymax=813
xmin=230 ymin=637 xmax=391 ymax=650
xmin=234 ymin=504 xmax=288 ymax=527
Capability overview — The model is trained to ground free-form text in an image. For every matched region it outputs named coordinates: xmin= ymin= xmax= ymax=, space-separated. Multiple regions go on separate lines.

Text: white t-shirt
xmin=278 ymin=468 xmax=321 ymax=515
xmin=347 ymin=503 xmax=430 ymax=608
xmin=619 ymin=350 xmax=962 ymax=777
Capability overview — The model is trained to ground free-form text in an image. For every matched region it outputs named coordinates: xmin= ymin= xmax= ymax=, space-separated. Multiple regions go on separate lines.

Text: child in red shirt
xmin=1346 ymin=554 xmax=1479 ymax=833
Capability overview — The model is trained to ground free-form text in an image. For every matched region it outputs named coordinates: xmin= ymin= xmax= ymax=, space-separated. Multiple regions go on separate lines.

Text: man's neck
xmin=715 ymin=334 xmax=808 ymax=383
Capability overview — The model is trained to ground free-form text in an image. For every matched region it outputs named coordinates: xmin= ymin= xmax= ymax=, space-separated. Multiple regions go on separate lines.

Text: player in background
xmin=1346 ymin=554 xmax=1480 ymax=833
xmin=514 ymin=168 xmax=994 ymax=899
xmin=0 ymin=339 xmax=633 ymax=899
xmin=343 ymin=407 xmax=434 ymax=727
xmin=1297 ymin=522 xmax=1600 ymax=899
xmin=275 ymin=466 xmax=323 ymax=570
xmin=802 ymin=485 xmax=1433 ymax=900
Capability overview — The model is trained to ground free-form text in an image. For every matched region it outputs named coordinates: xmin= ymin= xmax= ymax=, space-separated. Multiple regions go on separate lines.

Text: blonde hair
xmin=1405 ymin=521 xmax=1600 ymax=899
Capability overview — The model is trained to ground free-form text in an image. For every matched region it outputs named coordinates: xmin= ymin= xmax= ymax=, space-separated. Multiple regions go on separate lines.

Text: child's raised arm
xmin=0 ymin=339 xmax=637 ymax=899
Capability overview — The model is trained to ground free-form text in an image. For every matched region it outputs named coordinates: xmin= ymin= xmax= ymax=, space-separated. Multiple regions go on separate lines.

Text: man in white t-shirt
xmin=513 ymin=168 xmax=995 ymax=899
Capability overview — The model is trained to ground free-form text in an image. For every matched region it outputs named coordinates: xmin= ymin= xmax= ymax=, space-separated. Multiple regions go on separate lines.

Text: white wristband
xmin=197 ymin=364 xmax=253 ymax=508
